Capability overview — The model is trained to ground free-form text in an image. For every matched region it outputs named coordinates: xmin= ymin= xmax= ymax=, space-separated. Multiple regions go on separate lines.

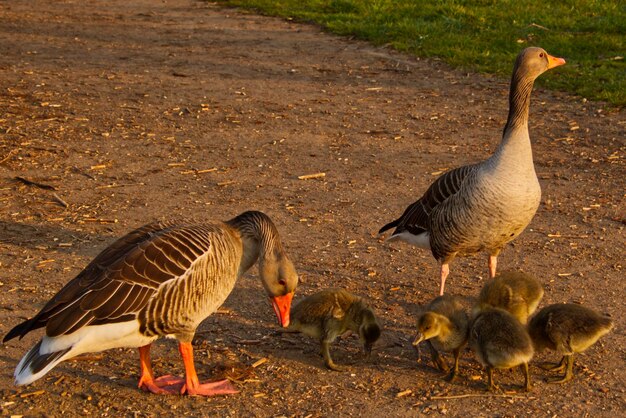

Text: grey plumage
xmin=474 ymin=270 xmax=544 ymax=324
xmin=379 ymin=47 xmax=566 ymax=295
xmin=528 ymin=303 xmax=613 ymax=383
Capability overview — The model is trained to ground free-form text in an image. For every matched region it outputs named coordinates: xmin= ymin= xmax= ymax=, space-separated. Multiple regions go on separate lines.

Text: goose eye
xmin=278 ymin=279 xmax=286 ymax=287
xmin=539 ymin=52 xmax=544 ymax=58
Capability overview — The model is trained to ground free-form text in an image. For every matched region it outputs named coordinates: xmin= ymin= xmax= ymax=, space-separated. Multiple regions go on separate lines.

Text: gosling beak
xmin=412 ymin=333 xmax=424 ymax=347
xmin=547 ymin=54 xmax=566 ymax=69
xmin=364 ymin=343 xmax=373 ymax=358
xmin=271 ymin=291 xmax=294 ymax=328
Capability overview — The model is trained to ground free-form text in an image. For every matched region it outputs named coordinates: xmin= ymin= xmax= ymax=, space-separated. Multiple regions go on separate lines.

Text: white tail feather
xmin=388 ymin=231 xmax=431 ymax=250
xmin=14 ymin=341 xmax=75 ymax=385
xmin=13 ymin=320 xmax=156 ymax=386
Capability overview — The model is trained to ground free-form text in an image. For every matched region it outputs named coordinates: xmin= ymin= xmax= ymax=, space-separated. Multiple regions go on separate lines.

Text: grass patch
xmin=216 ymin=0 xmax=625 ymax=106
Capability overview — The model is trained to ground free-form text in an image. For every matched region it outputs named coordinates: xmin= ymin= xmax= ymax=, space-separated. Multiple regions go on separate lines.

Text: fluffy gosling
xmin=413 ymin=294 xmax=469 ymax=381
xmin=287 ymin=288 xmax=381 ymax=371
xmin=470 ymin=307 xmax=534 ymax=391
xmin=528 ymin=303 xmax=613 ymax=383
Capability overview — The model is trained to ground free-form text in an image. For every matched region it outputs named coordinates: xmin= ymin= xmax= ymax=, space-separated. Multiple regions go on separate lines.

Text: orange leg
xmin=488 ymin=255 xmax=497 ymax=279
xmin=439 ymin=263 xmax=450 ymax=295
xmin=137 ymin=344 xmax=182 ymax=395
xmin=137 ymin=343 xmax=238 ymax=396
xmin=177 ymin=342 xmax=238 ymax=396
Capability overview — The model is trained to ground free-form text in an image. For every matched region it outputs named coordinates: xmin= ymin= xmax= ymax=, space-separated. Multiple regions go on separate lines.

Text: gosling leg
xmin=486 ymin=366 xmax=500 ymax=391
xmin=540 ymin=356 xmax=566 ymax=372
xmin=428 ymin=340 xmax=449 ymax=372
xmin=321 ymin=340 xmax=345 ymax=372
xmin=548 ymin=354 xmax=574 ymax=384
xmin=444 ymin=346 xmax=462 ymax=382
xmin=521 ymin=362 xmax=532 ymax=391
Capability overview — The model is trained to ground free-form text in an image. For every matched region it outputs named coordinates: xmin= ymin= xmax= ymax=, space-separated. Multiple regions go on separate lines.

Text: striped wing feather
xmin=388 ymin=164 xmax=476 ymax=236
xmin=4 ymin=222 xmax=214 ymax=341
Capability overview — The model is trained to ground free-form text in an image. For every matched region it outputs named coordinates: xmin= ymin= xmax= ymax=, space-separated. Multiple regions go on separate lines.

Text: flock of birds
xmin=3 ymin=47 xmax=614 ymax=397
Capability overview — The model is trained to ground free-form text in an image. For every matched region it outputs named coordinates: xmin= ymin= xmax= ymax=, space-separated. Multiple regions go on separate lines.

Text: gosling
xmin=287 ymin=288 xmax=381 ymax=371
xmin=413 ymin=294 xmax=469 ymax=381
xmin=528 ymin=303 xmax=613 ymax=383
xmin=470 ymin=307 xmax=534 ymax=391
xmin=474 ymin=270 xmax=543 ymax=324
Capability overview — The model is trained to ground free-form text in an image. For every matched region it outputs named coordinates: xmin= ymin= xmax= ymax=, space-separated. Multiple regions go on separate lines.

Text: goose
xmin=470 ymin=307 xmax=534 ymax=391
xmin=412 ymin=294 xmax=470 ymax=381
xmin=378 ymin=47 xmax=566 ymax=295
xmin=528 ymin=303 xmax=613 ymax=383
xmin=286 ymin=288 xmax=381 ymax=371
xmin=3 ymin=210 xmax=298 ymax=396
xmin=474 ymin=270 xmax=544 ymax=324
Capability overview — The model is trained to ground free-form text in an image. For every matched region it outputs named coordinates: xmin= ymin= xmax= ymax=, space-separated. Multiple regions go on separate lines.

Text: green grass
xmin=216 ymin=0 xmax=625 ymax=106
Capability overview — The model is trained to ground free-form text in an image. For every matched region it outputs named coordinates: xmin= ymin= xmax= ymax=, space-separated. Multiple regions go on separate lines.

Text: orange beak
xmin=547 ymin=54 xmax=566 ymax=69
xmin=271 ymin=291 xmax=294 ymax=327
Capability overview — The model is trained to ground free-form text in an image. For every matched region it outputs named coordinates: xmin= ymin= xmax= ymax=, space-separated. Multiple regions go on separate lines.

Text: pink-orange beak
xmin=547 ymin=54 xmax=566 ymax=69
xmin=271 ymin=291 xmax=294 ymax=327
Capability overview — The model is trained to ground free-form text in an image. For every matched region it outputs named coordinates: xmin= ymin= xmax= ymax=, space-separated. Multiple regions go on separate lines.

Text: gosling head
xmin=413 ymin=312 xmax=446 ymax=346
xmin=358 ymin=308 xmax=381 ymax=356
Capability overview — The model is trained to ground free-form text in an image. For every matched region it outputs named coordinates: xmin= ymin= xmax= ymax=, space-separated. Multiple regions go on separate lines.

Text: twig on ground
xmin=52 ymin=193 xmax=69 ymax=208
xmin=429 ymin=393 xmax=534 ymax=400
xmin=298 ymin=172 xmax=325 ymax=180
xmin=69 ymin=354 xmax=105 ymax=362
xmin=0 ymin=149 xmax=19 ymax=164
xmin=14 ymin=176 xmax=57 ymax=190
xmin=95 ymin=183 xmax=144 ymax=189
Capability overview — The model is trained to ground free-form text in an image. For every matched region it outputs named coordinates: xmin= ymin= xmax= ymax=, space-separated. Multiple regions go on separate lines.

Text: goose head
xmin=514 ymin=47 xmax=566 ymax=80
xmin=259 ymin=252 xmax=298 ymax=327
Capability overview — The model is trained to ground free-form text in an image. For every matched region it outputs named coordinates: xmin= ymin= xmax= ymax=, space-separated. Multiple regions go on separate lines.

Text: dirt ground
xmin=0 ymin=0 xmax=624 ymax=416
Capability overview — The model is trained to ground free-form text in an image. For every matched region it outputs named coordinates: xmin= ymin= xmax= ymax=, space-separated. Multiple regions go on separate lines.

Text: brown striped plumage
xmin=379 ymin=48 xmax=566 ymax=295
xmin=4 ymin=210 xmax=298 ymax=396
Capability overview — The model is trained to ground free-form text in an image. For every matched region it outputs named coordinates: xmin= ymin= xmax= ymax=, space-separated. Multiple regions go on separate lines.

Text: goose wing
xmin=4 ymin=222 xmax=216 ymax=341
xmin=380 ymin=164 xmax=477 ymax=236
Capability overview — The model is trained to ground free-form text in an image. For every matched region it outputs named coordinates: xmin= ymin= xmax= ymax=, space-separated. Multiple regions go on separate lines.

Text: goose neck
xmin=226 ymin=211 xmax=282 ymax=271
xmin=503 ymin=72 xmax=535 ymax=135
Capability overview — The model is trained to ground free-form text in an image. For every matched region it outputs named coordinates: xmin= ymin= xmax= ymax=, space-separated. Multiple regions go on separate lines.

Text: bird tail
xmin=14 ymin=340 xmax=72 ymax=386
xmin=378 ymin=219 xmax=399 ymax=235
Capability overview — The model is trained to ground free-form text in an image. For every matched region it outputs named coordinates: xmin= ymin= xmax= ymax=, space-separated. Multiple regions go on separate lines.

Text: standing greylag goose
xmin=412 ymin=294 xmax=470 ymax=381
xmin=528 ymin=303 xmax=613 ymax=383
xmin=379 ymin=47 xmax=566 ymax=295
xmin=286 ymin=288 xmax=381 ymax=371
xmin=473 ymin=270 xmax=544 ymax=324
xmin=3 ymin=210 xmax=298 ymax=396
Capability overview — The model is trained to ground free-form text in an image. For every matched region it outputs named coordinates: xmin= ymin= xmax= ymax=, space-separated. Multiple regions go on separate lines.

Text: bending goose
xmin=3 ymin=210 xmax=298 ymax=396
xmin=379 ymin=47 xmax=566 ymax=295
